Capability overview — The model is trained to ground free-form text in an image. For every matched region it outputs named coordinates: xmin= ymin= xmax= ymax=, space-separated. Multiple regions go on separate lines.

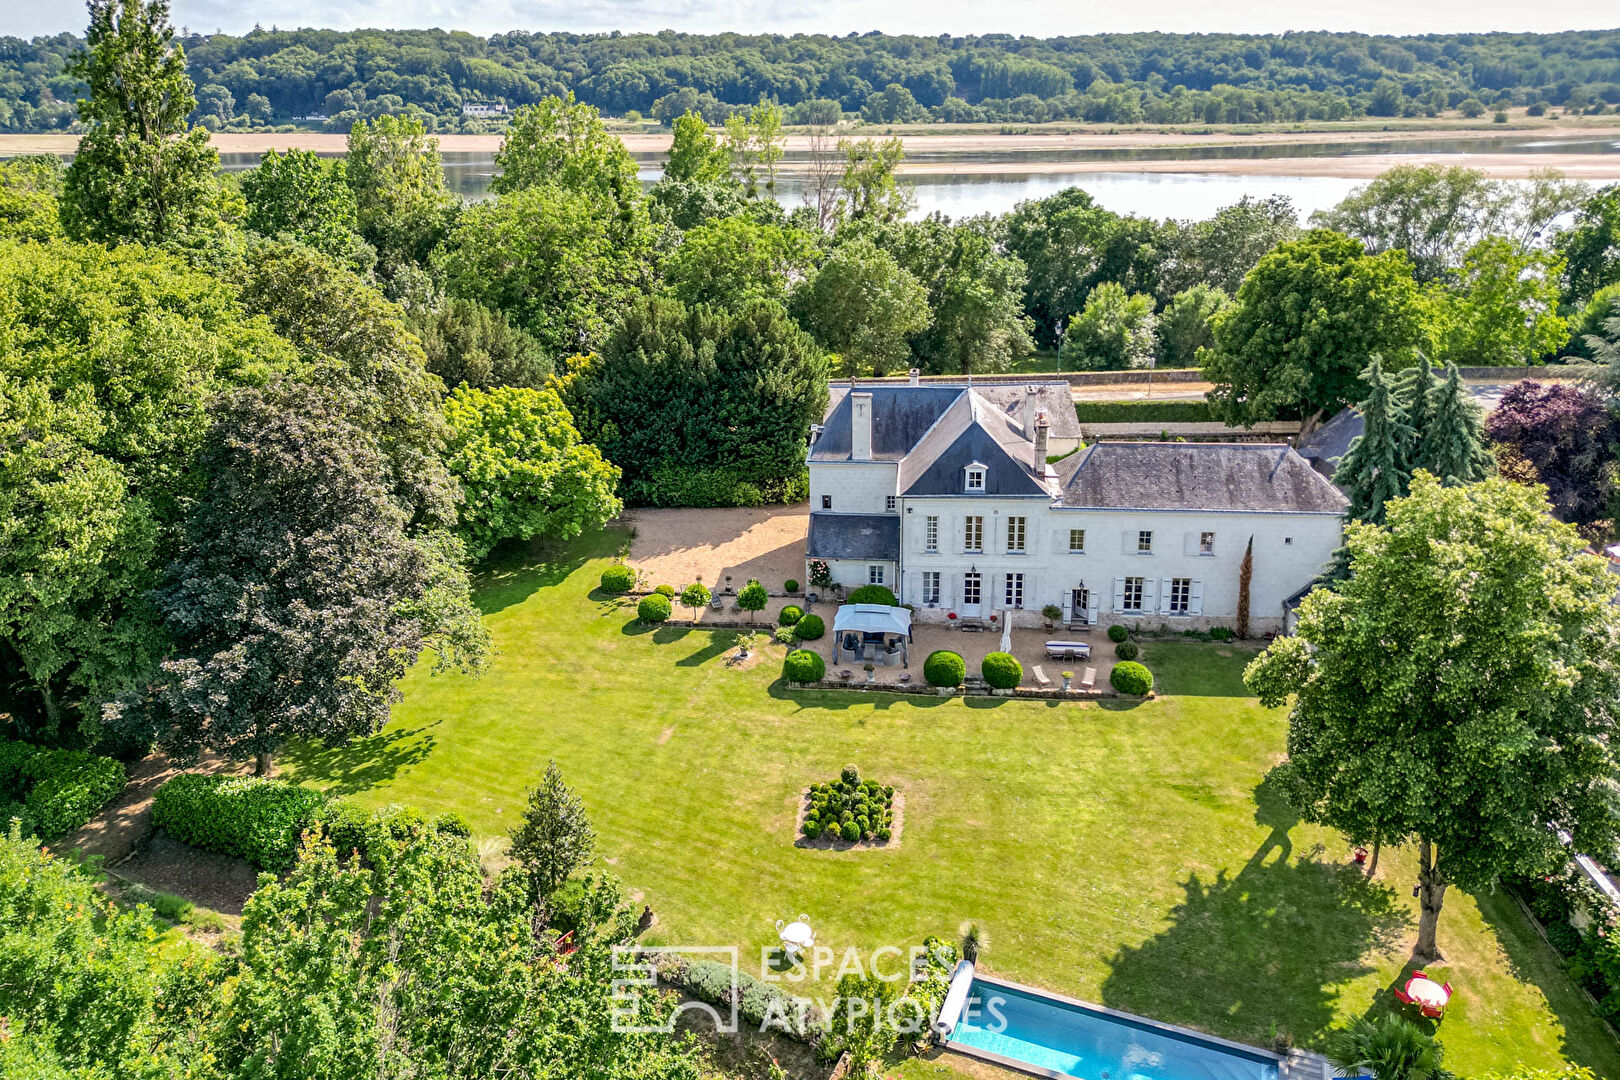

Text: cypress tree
xmin=1412 ymin=364 xmax=1493 ymax=485
xmin=1333 ymin=356 xmax=1414 ymax=525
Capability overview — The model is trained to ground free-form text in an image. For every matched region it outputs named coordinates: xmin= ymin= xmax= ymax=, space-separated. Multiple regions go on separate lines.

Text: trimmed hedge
xmin=778 ymin=605 xmax=804 ymax=626
xmin=792 ymin=614 xmax=825 ymax=640
xmin=1114 ymin=640 xmax=1140 ymax=661
xmin=784 ymin=649 xmax=826 ymax=683
xmin=1074 ymin=399 xmax=1214 ymax=424
xmin=627 ymin=464 xmax=809 ymax=509
xmin=1107 ymin=624 xmax=1129 ymax=643
xmin=637 ymin=593 xmax=672 ymax=623
xmin=924 ymin=650 xmax=966 ymax=688
xmin=320 ymin=800 xmax=470 ymax=866
xmin=846 ymin=584 xmax=898 ymax=606
xmin=654 ymin=584 xmax=676 ymax=598
xmin=670 ymin=958 xmax=821 ymax=1039
xmin=599 ymin=564 xmax=635 ymax=594
xmin=981 ymin=652 xmax=1023 ymax=689
xmin=784 ymin=579 xmax=799 ymax=594
xmin=153 ymin=774 xmax=328 ymax=872
xmin=0 ymin=741 xmax=127 ymax=840
xmin=1110 ymin=661 xmax=1154 ymax=695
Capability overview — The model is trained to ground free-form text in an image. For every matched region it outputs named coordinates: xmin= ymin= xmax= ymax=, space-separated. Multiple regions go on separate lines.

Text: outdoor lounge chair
xmin=1031 ymin=665 xmax=1052 ymax=688
xmin=1079 ymin=667 xmax=1096 ymax=690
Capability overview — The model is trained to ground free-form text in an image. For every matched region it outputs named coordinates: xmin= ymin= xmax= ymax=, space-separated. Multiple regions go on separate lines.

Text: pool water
xmin=950 ymin=980 xmax=1279 ymax=1080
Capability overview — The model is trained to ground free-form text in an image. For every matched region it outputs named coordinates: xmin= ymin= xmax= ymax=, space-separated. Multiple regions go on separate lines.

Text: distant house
xmin=461 ymin=102 xmax=510 ymax=117
xmin=806 ymin=379 xmax=1347 ymax=633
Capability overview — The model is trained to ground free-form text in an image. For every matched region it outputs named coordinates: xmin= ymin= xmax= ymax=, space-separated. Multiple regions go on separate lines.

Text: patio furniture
xmin=832 ymin=604 xmax=913 ymax=668
xmin=898 ymin=672 xmax=912 ymax=684
xmin=777 ymin=915 xmax=815 ymax=961
xmin=1394 ymin=971 xmax=1452 ymax=1019
xmin=1031 ymin=665 xmax=1052 ymax=689
xmin=1045 ymin=640 xmax=1092 ymax=661
xmin=1079 ymin=667 xmax=1097 ymax=690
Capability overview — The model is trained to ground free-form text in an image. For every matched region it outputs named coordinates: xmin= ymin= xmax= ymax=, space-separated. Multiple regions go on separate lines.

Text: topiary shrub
xmin=792 ymin=613 xmax=825 ymax=640
xmin=847 ymin=584 xmax=898 ymax=606
xmin=981 ymin=652 xmax=1023 ymax=689
xmin=783 ymin=649 xmax=826 ymax=684
xmin=654 ymin=584 xmax=676 ymax=598
xmin=1210 ymin=627 xmax=1234 ymax=642
xmin=1110 ymin=661 xmax=1154 ymax=696
xmin=1107 ymin=624 xmax=1129 ymax=643
xmin=153 ymin=774 xmax=328 ymax=872
xmin=637 ymin=593 xmax=672 ymax=623
xmin=23 ymin=750 xmax=128 ymax=839
xmin=840 ymin=821 xmax=860 ymax=842
xmin=803 ymin=818 xmax=822 ymax=839
xmin=1114 ymin=640 xmax=1139 ymax=661
xmin=924 ymin=650 xmax=966 ymax=688
xmin=778 ymin=605 xmax=804 ymax=626
xmin=599 ymin=564 xmax=635 ymax=594
xmin=784 ymin=579 xmax=799 ymax=594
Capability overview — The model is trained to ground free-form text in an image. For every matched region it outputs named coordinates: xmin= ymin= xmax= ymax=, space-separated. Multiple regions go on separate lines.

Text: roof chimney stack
xmin=851 ymin=392 xmax=873 ymax=462
xmin=1023 ymin=384 xmax=1039 ymax=433
xmin=1033 ymin=411 xmax=1049 ymax=469
xmin=908 ymin=368 xmax=921 ymax=387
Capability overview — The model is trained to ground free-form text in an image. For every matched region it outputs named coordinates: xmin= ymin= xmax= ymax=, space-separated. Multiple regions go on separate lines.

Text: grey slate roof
xmin=972 ymin=383 xmax=1084 ymax=440
xmin=811 ymin=386 xmax=962 ymax=462
xmin=899 ymin=392 xmax=1049 ymax=497
xmin=806 ymin=513 xmax=902 ymax=561
xmin=1055 ymin=442 xmax=1348 ymax=514
xmin=1297 ymin=383 xmax=1506 ymax=481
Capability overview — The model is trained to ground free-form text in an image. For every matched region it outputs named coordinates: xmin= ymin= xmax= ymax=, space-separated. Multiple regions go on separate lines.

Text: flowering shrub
xmin=807 ymin=559 xmax=833 ymax=589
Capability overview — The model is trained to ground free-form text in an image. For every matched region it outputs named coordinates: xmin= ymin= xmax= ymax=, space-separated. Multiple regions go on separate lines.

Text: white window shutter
xmin=1160 ymin=577 xmax=1173 ymax=614
xmin=1142 ymin=577 xmax=1158 ymax=611
xmin=1087 ymin=591 xmax=1101 ymax=622
xmin=1112 ymin=576 xmax=1126 ymax=611
xmin=1190 ymin=579 xmax=1204 ymax=615
xmin=1023 ymin=574 xmax=1034 ymax=609
xmin=1121 ymin=530 xmax=1134 ymax=554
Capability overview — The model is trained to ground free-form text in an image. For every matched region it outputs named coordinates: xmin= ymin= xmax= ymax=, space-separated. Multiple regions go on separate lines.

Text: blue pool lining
xmin=946 ymin=972 xmax=1285 ymax=1075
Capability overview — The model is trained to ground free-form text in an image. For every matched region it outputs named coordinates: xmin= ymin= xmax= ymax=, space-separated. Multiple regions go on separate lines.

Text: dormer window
xmin=964 ymin=464 xmax=986 ymax=493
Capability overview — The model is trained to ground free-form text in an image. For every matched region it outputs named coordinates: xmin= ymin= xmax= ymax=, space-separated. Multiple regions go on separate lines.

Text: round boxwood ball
xmin=1114 ymin=640 xmax=1139 ymax=661
xmin=654 ymin=584 xmax=676 ymax=598
xmin=637 ymin=593 xmax=672 ymax=623
xmin=803 ymin=819 xmax=821 ymax=839
xmin=1110 ymin=661 xmax=1154 ymax=696
xmin=847 ymin=584 xmax=898 ymax=606
xmin=841 ymin=821 xmax=860 ymax=842
xmin=792 ymin=614 xmax=825 ymax=640
xmin=923 ymin=650 xmax=966 ymax=688
xmin=783 ymin=649 xmax=826 ymax=683
xmin=981 ymin=651 xmax=1023 ymax=689
xmin=779 ymin=605 xmax=804 ymax=626
xmin=784 ymin=579 xmax=800 ymax=594
xmin=877 ymin=827 xmax=892 ymax=842
xmin=1107 ymin=624 xmax=1129 ymax=643
xmin=600 ymin=564 xmax=635 ymax=595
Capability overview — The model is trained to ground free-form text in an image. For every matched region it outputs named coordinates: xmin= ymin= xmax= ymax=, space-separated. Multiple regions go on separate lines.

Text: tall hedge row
xmin=1074 ymin=400 xmax=1215 ymax=424
xmin=153 ymin=774 xmax=327 ymax=871
xmin=0 ymin=741 xmax=127 ymax=840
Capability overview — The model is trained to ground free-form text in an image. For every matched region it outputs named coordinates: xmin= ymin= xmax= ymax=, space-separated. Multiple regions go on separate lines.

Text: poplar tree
xmin=1333 ymin=357 xmax=1414 ymax=525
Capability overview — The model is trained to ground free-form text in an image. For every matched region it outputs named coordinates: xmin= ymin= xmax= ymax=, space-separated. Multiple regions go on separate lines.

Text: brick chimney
xmin=851 ymin=392 xmax=873 ymax=461
xmin=1032 ymin=411 xmax=1049 ymax=468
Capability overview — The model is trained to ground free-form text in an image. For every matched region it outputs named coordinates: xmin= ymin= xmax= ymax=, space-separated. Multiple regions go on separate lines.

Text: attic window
xmin=964 ymin=465 xmax=986 ymax=493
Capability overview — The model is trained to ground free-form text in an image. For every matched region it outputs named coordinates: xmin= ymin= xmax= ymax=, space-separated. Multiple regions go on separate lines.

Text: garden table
xmin=777 ymin=915 xmax=815 ymax=960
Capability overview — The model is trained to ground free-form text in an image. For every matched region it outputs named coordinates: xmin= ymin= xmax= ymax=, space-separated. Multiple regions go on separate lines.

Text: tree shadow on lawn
xmin=1099 ymin=775 xmax=1410 ymax=1049
xmin=279 ymin=723 xmax=439 ymax=796
xmin=474 ymin=536 xmax=600 ymax=615
xmin=765 ymin=679 xmax=954 ymax=711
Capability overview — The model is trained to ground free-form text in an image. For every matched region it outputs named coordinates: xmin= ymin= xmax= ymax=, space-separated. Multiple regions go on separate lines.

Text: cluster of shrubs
xmin=924 ymin=650 xmax=965 ymax=688
xmin=845 ymin=584 xmax=897 ymax=607
xmin=664 ymin=957 xmax=822 ymax=1040
xmin=802 ymin=765 xmax=894 ymax=843
xmin=599 ymin=564 xmax=636 ymax=594
xmin=981 ymin=651 xmax=1023 ymax=689
xmin=153 ymin=774 xmax=329 ymax=872
xmin=320 ymin=800 xmax=472 ymax=867
xmin=783 ymin=649 xmax=826 ymax=683
xmin=1110 ymin=661 xmax=1154 ymax=696
xmin=0 ymin=740 xmax=127 ymax=840
xmin=1510 ymin=868 xmax=1620 ymax=1020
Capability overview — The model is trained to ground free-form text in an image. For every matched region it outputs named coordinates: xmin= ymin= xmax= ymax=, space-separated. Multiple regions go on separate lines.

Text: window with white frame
xmin=1199 ymin=531 xmax=1215 ymax=555
xmin=922 ymin=571 xmax=941 ymax=605
xmin=924 ymin=516 xmax=939 ymax=552
xmin=1004 ymin=572 xmax=1024 ymax=609
xmin=1122 ymin=576 xmax=1145 ymax=611
xmin=869 ymin=564 xmax=885 ymax=585
xmin=962 ymin=573 xmax=981 ymax=607
xmin=1137 ymin=530 xmax=1153 ymax=554
xmin=886 ymin=495 xmax=897 ymax=512
xmin=1169 ymin=577 xmax=1192 ymax=614
xmin=1068 ymin=528 xmax=1086 ymax=553
xmin=965 ymin=466 xmax=985 ymax=492
xmin=1006 ymin=516 xmax=1026 ymax=552
xmin=964 ymin=516 xmax=983 ymax=552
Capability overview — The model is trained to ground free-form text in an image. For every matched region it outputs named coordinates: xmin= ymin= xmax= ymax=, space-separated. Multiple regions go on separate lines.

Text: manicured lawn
xmin=283 ymin=529 xmax=1620 ymax=1076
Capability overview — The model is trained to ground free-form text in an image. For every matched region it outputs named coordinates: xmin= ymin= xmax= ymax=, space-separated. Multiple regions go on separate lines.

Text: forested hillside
xmin=3 ymin=27 xmax=1620 ymax=132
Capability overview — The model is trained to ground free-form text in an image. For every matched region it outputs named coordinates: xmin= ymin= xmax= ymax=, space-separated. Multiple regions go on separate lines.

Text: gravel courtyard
xmin=624 ymin=505 xmax=808 ymax=595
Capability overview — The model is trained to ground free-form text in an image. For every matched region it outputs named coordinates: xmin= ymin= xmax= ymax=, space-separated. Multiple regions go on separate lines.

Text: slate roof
xmin=898 ymin=392 xmax=1049 ymax=498
xmin=1296 ymin=382 xmax=1506 ymax=481
xmin=972 ymin=383 xmax=1084 ymax=440
xmin=806 ymin=513 xmax=902 ymax=562
xmin=811 ymin=386 xmax=962 ymax=462
xmin=1055 ymin=442 xmax=1348 ymax=514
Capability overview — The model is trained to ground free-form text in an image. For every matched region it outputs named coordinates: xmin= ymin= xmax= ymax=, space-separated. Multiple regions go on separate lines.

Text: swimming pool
xmin=947 ymin=975 xmax=1281 ymax=1080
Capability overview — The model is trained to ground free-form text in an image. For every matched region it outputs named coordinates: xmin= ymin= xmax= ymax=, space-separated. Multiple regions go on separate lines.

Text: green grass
xmin=1074 ymin=399 xmax=1216 ymax=424
xmin=283 ymin=529 xmax=1620 ymax=1076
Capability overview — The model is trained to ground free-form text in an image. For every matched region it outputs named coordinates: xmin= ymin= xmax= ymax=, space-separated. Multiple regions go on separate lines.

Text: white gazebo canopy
xmin=832 ymin=604 xmax=913 ymax=638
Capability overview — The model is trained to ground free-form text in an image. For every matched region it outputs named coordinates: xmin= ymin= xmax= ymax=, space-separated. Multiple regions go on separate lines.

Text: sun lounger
xmin=1079 ymin=667 xmax=1096 ymax=690
xmin=1032 ymin=665 xmax=1052 ymax=688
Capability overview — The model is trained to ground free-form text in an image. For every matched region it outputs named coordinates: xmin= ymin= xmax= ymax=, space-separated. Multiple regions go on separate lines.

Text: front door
xmin=961 ymin=573 xmax=983 ymax=617
xmin=1070 ymin=588 xmax=1090 ymax=625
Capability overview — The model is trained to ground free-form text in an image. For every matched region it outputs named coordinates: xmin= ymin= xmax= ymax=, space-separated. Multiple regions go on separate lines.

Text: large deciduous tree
xmin=444 ymin=385 xmax=622 ymax=561
xmin=1247 ymin=474 xmax=1620 ymax=961
xmin=409 ymin=296 xmax=552 ymax=391
xmin=1204 ymin=230 xmax=1429 ymax=426
xmin=1155 ymin=284 xmax=1230 ymax=368
xmin=493 ymin=93 xmax=643 ymax=224
xmin=145 ymin=382 xmax=442 ymax=775
xmin=1059 ymin=281 xmax=1157 ymax=371
xmin=1428 ymin=237 xmax=1568 ymax=366
xmin=1163 ymin=194 xmax=1300 ymax=297
xmin=239 ymin=147 xmax=371 ymax=271
xmin=61 ymin=0 xmax=220 ymax=247
xmin=344 ymin=114 xmax=457 ymax=273
xmin=1311 ymin=164 xmax=1511 ymax=282
xmin=792 ymin=236 xmax=929 ymax=377
xmin=663 ymin=217 xmax=817 ymax=310
xmin=1557 ymin=183 xmax=1620 ymax=307
xmin=1485 ymin=379 xmax=1618 ymax=529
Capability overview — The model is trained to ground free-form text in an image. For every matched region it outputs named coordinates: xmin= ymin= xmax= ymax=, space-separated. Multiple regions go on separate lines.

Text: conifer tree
xmin=1333 ymin=356 xmax=1414 ymax=524
xmin=1396 ymin=360 xmax=1436 ymax=447
xmin=1411 ymin=364 xmax=1494 ymax=485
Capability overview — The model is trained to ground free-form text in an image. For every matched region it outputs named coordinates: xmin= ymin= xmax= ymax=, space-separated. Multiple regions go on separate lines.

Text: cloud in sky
xmin=11 ymin=0 xmax=1618 ymax=39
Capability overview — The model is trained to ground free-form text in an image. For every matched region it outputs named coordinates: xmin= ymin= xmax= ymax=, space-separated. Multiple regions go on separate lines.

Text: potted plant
xmin=864 ymin=662 xmax=876 ymax=684
xmin=1042 ymin=604 xmax=1063 ymax=631
xmin=1061 ymin=670 xmax=1073 ymax=691
xmin=946 ymin=611 xmax=958 ymax=628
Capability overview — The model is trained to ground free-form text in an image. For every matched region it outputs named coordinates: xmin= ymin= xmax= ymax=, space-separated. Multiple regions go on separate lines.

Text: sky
xmin=8 ymin=0 xmax=1619 ymax=40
